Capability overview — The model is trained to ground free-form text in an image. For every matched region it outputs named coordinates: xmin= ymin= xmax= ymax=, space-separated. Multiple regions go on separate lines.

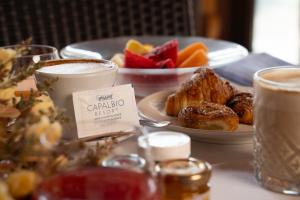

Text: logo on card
xmin=96 ymin=94 xmax=113 ymax=101
xmin=87 ymin=93 xmax=125 ymax=118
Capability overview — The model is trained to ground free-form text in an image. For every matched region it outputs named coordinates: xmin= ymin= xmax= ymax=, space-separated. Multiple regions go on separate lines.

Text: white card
xmin=72 ymin=84 xmax=139 ymax=139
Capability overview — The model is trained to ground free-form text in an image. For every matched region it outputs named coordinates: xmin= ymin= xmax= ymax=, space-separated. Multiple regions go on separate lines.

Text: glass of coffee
xmin=35 ymin=59 xmax=118 ymax=140
xmin=253 ymin=67 xmax=300 ymax=195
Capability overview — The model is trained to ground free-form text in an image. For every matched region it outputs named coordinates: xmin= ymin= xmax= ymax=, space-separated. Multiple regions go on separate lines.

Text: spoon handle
xmin=139 ymin=119 xmax=170 ymax=128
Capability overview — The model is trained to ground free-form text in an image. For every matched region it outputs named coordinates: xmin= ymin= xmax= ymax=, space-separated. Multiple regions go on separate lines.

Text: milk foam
xmin=262 ymin=69 xmax=300 ymax=84
xmin=38 ymin=63 xmax=111 ymax=74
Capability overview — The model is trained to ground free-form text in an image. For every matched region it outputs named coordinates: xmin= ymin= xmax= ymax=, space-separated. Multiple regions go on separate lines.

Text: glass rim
xmin=36 ymin=58 xmax=118 ymax=77
xmin=1 ymin=44 xmax=58 ymax=58
xmin=254 ymin=66 xmax=300 ymax=89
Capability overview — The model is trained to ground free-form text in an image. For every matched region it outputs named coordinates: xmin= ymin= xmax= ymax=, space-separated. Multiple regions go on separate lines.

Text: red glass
xmin=33 ymin=167 xmax=160 ymax=200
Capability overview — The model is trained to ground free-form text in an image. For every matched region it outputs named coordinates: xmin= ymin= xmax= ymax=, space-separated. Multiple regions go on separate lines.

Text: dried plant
xmin=0 ymin=40 xmax=117 ymax=199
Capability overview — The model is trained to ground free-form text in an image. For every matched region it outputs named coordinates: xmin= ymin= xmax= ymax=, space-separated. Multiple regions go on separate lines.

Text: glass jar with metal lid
xmin=102 ymin=154 xmax=146 ymax=170
xmin=156 ymin=157 xmax=212 ymax=200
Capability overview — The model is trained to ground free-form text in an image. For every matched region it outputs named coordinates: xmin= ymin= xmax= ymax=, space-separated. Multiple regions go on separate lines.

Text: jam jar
xmin=156 ymin=157 xmax=212 ymax=200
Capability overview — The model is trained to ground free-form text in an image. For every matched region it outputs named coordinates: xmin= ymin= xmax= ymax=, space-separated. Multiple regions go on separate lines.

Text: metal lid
xmin=102 ymin=154 xmax=146 ymax=170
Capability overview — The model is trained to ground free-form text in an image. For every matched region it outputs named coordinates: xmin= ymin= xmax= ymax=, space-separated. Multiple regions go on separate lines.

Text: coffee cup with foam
xmin=35 ymin=59 xmax=118 ymax=140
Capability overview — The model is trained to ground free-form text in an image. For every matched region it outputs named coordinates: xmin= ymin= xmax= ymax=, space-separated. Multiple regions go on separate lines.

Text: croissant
xmin=165 ymin=68 xmax=235 ymax=116
xmin=227 ymin=92 xmax=253 ymax=125
xmin=178 ymin=102 xmax=239 ymax=131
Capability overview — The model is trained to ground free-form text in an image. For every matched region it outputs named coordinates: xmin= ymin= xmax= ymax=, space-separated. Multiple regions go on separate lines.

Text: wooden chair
xmin=0 ymin=0 xmax=201 ymax=49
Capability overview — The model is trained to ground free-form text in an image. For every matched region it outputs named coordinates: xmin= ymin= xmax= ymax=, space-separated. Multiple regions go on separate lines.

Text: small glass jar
xmin=102 ymin=154 xmax=146 ymax=170
xmin=156 ymin=157 xmax=212 ymax=200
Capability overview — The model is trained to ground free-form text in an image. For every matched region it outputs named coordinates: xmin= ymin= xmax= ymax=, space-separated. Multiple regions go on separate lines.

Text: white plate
xmin=60 ymin=36 xmax=249 ymax=97
xmin=60 ymin=36 xmax=248 ymax=68
xmin=138 ymin=88 xmax=253 ymax=144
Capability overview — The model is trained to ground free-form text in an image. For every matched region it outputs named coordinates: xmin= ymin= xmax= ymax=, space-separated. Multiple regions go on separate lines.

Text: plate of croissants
xmin=138 ymin=68 xmax=253 ymax=144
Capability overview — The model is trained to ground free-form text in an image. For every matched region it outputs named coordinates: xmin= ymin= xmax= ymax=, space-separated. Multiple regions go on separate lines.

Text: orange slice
xmin=176 ymin=42 xmax=208 ymax=66
xmin=178 ymin=49 xmax=208 ymax=68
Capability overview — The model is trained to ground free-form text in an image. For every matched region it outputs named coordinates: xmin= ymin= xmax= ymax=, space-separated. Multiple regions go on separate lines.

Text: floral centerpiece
xmin=0 ymin=42 xmax=115 ymax=199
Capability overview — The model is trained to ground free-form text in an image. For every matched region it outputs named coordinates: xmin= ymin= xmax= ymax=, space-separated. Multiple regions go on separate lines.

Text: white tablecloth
xmin=113 ymin=127 xmax=299 ymax=200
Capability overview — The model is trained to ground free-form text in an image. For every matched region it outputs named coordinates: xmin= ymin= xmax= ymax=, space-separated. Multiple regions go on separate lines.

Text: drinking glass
xmin=1 ymin=44 xmax=59 ymax=71
xmin=1 ymin=44 xmax=59 ymax=92
xmin=253 ymin=67 xmax=300 ymax=195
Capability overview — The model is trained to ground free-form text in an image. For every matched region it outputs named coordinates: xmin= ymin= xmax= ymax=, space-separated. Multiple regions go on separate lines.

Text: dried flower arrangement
xmin=0 ymin=41 xmax=116 ymax=199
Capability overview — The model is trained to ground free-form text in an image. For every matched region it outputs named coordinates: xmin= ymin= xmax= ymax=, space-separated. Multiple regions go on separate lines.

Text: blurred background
xmin=0 ymin=0 xmax=299 ymax=64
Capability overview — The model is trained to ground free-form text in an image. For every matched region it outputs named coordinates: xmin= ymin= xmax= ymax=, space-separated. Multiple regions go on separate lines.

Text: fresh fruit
xmin=125 ymin=39 xmax=152 ymax=55
xmin=111 ymin=39 xmax=209 ymax=69
xmin=144 ymin=44 xmax=154 ymax=52
xmin=179 ymin=49 xmax=208 ymax=68
xmin=111 ymin=53 xmax=124 ymax=67
xmin=176 ymin=42 xmax=208 ymax=66
xmin=155 ymin=58 xmax=175 ymax=68
xmin=124 ymin=50 xmax=157 ymax=68
xmin=145 ymin=39 xmax=178 ymax=64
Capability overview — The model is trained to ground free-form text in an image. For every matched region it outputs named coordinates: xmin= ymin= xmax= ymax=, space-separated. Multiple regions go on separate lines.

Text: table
xmin=113 ymin=127 xmax=299 ymax=200
xmin=18 ymin=56 xmax=298 ymax=199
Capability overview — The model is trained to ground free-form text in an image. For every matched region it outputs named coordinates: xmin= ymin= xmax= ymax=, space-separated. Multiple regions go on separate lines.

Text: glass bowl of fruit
xmin=111 ymin=39 xmax=209 ymax=97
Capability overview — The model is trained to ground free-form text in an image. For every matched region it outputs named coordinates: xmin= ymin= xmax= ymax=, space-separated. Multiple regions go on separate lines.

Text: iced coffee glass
xmin=253 ymin=67 xmax=300 ymax=195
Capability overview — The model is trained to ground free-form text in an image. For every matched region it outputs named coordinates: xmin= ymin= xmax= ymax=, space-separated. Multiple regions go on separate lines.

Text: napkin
xmin=214 ymin=53 xmax=292 ymax=86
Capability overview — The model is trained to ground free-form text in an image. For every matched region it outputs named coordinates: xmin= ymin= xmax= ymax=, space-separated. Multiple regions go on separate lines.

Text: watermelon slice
xmin=124 ymin=50 xmax=157 ymax=68
xmin=145 ymin=39 xmax=178 ymax=63
xmin=155 ymin=58 xmax=175 ymax=68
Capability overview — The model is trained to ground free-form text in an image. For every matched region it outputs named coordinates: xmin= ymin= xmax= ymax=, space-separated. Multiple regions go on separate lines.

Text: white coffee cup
xmin=35 ymin=59 xmax=118 ymax=140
